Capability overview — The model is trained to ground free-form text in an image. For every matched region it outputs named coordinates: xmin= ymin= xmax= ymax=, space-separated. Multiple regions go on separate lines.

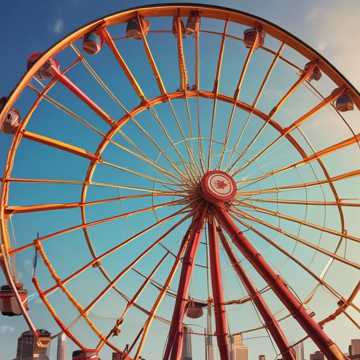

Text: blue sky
xmin=0 ymin=1 xmax=359 ymax=360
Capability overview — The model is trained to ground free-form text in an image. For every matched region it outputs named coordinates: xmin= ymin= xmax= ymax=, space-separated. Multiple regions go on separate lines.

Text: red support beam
xmin=217 ymin=227 xmax=295 ymax=360
xmin=213 ymin=205 xmax=347 ymax=360
xmin=208 ymin=215 xmax=230 ymax=360
xmin=52 ymin=68 xmax=114 ymax=126
xmin=163 ymin=208 xmax=206 ymax=360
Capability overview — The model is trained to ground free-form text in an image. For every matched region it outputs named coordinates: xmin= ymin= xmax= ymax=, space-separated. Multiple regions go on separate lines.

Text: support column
xmin=218 ymin=227 xmax=295 ymax=360
xmin=208 ymin=216 xmax=230 ymax=360
xmin=213 ymin=205 xmax=347 ymax=360
xmin=163 ymin=208 xmax=206 ymax=360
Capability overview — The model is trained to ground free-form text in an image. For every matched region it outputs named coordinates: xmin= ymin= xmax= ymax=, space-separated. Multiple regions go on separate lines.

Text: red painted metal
xmin=52 ymin=67 xmax=114 ymax=125
xmin=200 ymin=170 xmax=237 ymax=205
xmin=218 ymin=227 xmax=295 ymax=360
xmin=163 ymin=208 xmax=206 ymax=360
xmin=208 ymin=216 xmax=230 ymax=360
xmin=213 ymin=205 xmax=347 ymax=360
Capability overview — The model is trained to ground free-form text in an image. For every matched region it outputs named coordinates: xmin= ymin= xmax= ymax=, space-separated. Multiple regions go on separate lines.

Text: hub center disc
xmin=200 ymin=170 xmax=237 ymax=204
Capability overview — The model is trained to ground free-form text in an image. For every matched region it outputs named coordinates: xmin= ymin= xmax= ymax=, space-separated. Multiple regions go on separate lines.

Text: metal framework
xmin=0 ymin=3 xmax=359 ymax=360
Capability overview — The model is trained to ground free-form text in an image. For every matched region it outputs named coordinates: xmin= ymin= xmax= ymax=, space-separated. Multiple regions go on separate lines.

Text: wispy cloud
xmin=0 ymin=325 xmax=15 ymax=335
xmin=52 ymin=18 xmax=64 ymax=34
xmin=306 ymin=3 xmax=360 ymax=88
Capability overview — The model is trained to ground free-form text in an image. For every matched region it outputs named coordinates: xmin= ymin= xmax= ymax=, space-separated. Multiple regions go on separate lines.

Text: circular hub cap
xmin=200 ymin=170 xmax=237 ymax=204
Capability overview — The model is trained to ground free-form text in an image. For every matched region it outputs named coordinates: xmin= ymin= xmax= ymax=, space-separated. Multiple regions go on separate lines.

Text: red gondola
xmin=0 ymin=283 xmax=28 ymax=316
xmin=304 ymin=60 xmax=322 ymax=81
xmin=126 ymin=16 xmax=150 ymax=39
xmin=112 ymin=351 xmax=132 ymax=360
xmin=186 ymin=300 xmax=206 ymax=319
xmin=73 ymin=349 xmax=100 ymax=360
xmin=335 ymin=92 xmax=354 ymax=112
xmin=0 ymin=97 xmax=20 ymax=134
xmin=27 ymin=52 xmax=60 ymax=80
xmin=83 ymin=31 xmax=104 ymax=55
xmin=243 ymin=27 xmax=265 ymax=49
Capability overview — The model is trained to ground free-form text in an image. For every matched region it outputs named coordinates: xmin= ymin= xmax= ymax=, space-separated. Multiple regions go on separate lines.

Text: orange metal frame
xmin=0 ymin=3 xmax=359 ymax=359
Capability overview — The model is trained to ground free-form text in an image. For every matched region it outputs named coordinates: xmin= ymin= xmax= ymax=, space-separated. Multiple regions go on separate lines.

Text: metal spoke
xmin=217 ymin=227 xmax=295 ymax=360
xmin=229 ymin=216 xmax=350 ymax=305
xmin=223 ymin=42 xmax=284 ymax=171
xmin=207 ymin=20 xmax=228 ymax=171
xmin=194 ymin=19 xmax=206 ymax=173
xmin=10 ymin=199 xmax=183 ymax=256
xmin=236 ymin=131 xmax=360 ymax=189
xmin=237 ymin=168 xmax=360 ymax=195
xmin=216 ymin=25 xmax=261 ymax=170
xmin=133 ymin=224 xmax=193 ymax=359
xmin=82 ymin=212 xmax=191 ymax=315
xmin=235 ymin=201 xmax=360 ymax=245
xmin=42 ymin=204 xmax=190 ymax=298
xmin=213 ymin=205 xmax=346 ymax=360
xmin=5 ymin=192 xmax=176 ymax=215
xmin=230 ymin=87 xmax=345 ymax=177
xmin=231 ymin=208 xmax=360 ymax=269
xmin=97 ymin=250 xmax=170 ymax=351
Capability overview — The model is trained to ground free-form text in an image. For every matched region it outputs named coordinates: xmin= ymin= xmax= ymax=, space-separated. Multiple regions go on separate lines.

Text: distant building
xmin=350 ymin=339 xmax=360 ymax=360
xmin=205 ymin=333 xmax=214 ymax=360
xmin=182 ymin=326 xmax=192 ymax=360
xmin=294 ymin=342 xmax=305 ymax=360
xmin=56 ymin=333 xmax=66 ymax=360
xmin=15 ymin=329 xmax=51 ymax=360
xmin=230 ymin=334 xmax=248 ymax=360
xmin=310 ymin=350 xmax=324 ymax=360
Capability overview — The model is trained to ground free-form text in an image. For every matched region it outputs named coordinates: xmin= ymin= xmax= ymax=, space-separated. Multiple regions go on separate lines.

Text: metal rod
xmin=218 ymin=227 xmax=295 ymax=360
xmin=207 ymin=215 xmax=230 ymax=360
xmin=213 ymin=205 xmax=347 ymax=360
xmin=163 ymin=207 xmax=206 ymax=360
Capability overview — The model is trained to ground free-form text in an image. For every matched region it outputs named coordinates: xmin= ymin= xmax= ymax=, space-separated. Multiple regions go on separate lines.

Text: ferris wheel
xmin=0 ymin=3 xmax=359 ymax=360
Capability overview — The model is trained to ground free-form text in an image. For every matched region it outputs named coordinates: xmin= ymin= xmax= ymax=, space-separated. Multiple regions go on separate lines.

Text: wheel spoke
xmin=133 ymin=223 xmax=194 ymax=359
xmin=97 ymin=251 xmax=170 ymax=351
xmin=230 ymin=87 xmax=345 ymax=177
xmin=207 ymin=20 xmax=228 ymax=171
xmin=224 ymin=42 xmax=284 ymax=171
xmin=237 ymin=168 xmax=360 ymax=195
xmin=231 ymin=208 xmax=360 ymax=269
xmin=82 ymin=212 xmax=191 ymax=315
xmin=10 ymin=199 xmax=184 ymax=255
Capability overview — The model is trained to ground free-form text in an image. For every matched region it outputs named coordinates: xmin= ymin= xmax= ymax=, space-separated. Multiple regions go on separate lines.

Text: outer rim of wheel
xmin=0 ymin=3 xmax=359 ymax=357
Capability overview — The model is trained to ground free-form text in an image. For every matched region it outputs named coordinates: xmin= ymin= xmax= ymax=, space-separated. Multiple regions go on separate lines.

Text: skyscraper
xmin=310 ymin=350 xmax=324 ymax=360
xmin=182 ymin=326 xmax=192 ymax=360
xmin=56 ymin=332 xmax=66 ymax=360
xmin=205 ymin=305 xmax=214 ymax=360
xmin=15 ymin=329 xmax=51 ymax=360
xmin=350 ymin=339 xmax=360 ymax=360
xmin=230 ymin=334 xmax=248 ymax=360
xmin=294 ymin=342 xmax=305 ymax=360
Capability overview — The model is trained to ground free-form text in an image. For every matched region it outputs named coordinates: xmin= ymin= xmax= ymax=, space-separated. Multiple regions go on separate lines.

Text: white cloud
xmin=0 ymin=325 xmax=15 ymax=335
xmin=305 ymin=3 xmax=360 ymax=88
xmin=52 ymin=18 xmax=64 ymax=34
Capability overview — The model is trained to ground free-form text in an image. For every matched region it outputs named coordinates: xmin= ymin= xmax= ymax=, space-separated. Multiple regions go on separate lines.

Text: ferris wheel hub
xmin=200 ymin=170 xmax=237 ymax=205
